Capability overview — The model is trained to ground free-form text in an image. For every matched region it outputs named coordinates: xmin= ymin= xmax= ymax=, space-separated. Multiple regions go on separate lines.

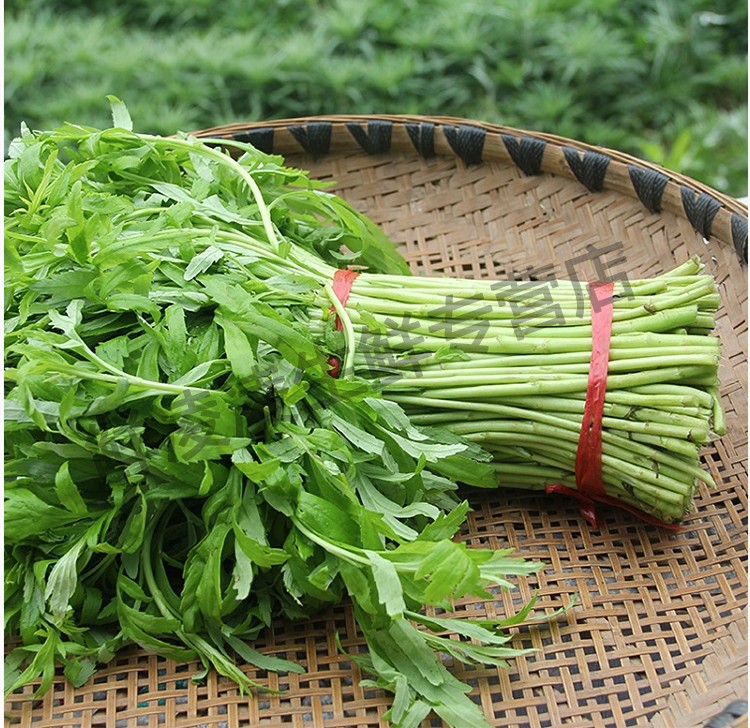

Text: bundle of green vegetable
xmin=5 ymin=106 xmax=555 ymax=727
xmin=4 ymin=104 xmax=722 ymax=723
xmin=307 ymin=258 xmax=724 ymax=525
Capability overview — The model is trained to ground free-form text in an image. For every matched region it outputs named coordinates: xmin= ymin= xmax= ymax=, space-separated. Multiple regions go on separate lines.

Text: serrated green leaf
xmin=232 ymin=448 xmax=280 ymax=483
xmin=5 ymin=489 xmax=84 ymax=543
xmin=106 ymin=96 xmax=133 ymax=131
xmin=184 ymin=245 xmax=224 ymax=281
xmin=379 ymin=428 xmax=466 ymax=463
xmin=223 ymin=633 xmax=305 ymax=674
xmin=367 ymin=550 xmax=405 ymax=618
xmin=44 ymin=539 xmax=85 ymax=624
xmin=232 ymin=522 xmax=289 ymax=569
xmin=119 ymin=490 xmax=147 ymax=553
xmin=295 ymin=491 xmax=361 ymax=547
xmin=215 ymin=315 xmax=259 ymax=385
xmin=54 ymin=462 xmax=88 ymax=515
xmin=329 ymin=412 xmax=385 ymax=456
xmin=416 ymin=501 xmax=470 ymax=541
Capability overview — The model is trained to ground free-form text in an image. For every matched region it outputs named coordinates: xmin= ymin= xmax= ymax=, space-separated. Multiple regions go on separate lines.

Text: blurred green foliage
xmin=5 ymin=0 xmax=747 ymax=194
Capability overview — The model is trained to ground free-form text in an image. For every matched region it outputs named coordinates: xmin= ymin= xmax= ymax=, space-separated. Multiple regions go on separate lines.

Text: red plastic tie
xmin=545 ymin=281 xmax=680 ymax=531
xmin=327 ymin=269 xmax=359 ymax=378
xmin=575 ymin=281 xmax=613 ymax=518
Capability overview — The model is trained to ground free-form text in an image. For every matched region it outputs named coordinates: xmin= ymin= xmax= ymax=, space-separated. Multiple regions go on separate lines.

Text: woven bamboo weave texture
xmin=5 ymin=116 xmax=747 ymax=728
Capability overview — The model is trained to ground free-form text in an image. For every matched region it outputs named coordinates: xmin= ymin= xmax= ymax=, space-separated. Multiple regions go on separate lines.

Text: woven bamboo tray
xmin=6 ymin=116 xmax=747 ymax=728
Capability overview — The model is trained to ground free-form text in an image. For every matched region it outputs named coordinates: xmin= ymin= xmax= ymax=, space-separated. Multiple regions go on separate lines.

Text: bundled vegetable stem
xmin=317 ymin=257 xmax=723 ymax=524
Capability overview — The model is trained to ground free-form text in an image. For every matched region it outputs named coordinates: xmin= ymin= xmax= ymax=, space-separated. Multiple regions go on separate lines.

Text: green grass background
xmin=5 ymin=0 xmax=747 ymax=195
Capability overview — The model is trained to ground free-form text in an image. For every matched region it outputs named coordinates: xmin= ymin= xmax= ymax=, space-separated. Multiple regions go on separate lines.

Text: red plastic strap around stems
xmin=545 ymin=281 xmax=681 ymax=531
xmin=327 ymin=269 xmax=359 ymax=378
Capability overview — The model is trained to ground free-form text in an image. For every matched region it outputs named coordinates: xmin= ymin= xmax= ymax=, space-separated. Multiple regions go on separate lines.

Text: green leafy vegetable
xmin=4 ymin=108 xmax=550 ymax=727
